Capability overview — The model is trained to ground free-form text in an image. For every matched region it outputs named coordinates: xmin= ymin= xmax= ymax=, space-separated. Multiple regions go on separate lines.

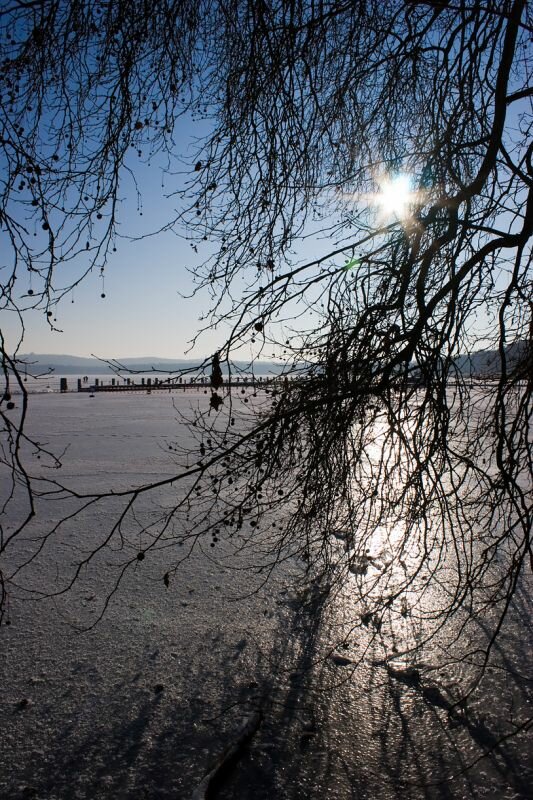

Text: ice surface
xmin=1 ymin=393 xmax=531 ymax=799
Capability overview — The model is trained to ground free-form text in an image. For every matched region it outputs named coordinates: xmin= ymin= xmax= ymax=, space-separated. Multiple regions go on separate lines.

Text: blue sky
xmin=4 ymin=116 xmax=519 ymax=361
xmin=4 ymin=129 xmax=233 ymax=360
xmin=3 ymin=131 xmax=330 ymax=362
xmin=9 ymin=231 xmax=219 ymax=360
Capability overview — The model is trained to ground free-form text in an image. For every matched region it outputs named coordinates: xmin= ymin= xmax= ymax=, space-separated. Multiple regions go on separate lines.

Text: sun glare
xmin=374 ymin=174 xmax=416 ymax=219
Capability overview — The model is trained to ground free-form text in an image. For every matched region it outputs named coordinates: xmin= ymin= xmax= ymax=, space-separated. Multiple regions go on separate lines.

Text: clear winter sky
xmin=4 ymin=133 xmax=230 ymax=361
xmin=4 ymin=116 xmax=329 ymax=363
xmin=3 ymin=124 xmax=335 ymax=362
xmin=4 ymin=113 xmax=511 ymax=361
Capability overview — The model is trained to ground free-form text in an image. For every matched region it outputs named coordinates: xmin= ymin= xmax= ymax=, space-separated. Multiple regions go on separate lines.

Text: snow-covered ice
xmin=1 ymin=392 xmax=531 ymax=799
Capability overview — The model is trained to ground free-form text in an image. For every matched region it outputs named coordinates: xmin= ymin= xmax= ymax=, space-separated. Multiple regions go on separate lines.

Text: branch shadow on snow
xmin=2 ymin=571 xmax=531 ymax=800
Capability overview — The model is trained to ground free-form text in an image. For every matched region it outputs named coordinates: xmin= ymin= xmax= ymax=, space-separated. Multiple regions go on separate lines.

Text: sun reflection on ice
xmin=327 ymin=412 xmax=446 ymax=670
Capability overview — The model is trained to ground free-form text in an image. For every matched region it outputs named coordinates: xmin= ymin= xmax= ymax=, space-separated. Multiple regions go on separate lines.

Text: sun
xmin=374 ymin=174 xmax=416 ymax=219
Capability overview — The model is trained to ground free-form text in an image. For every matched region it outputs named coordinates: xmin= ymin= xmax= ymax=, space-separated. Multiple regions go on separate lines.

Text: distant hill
xmin=17 ymin=354 xmax=287 ymax=376
xmin=454 ymin=339 xmax=529 ymax=376
xmin=15 ymin=340 xmax=530 ymax=378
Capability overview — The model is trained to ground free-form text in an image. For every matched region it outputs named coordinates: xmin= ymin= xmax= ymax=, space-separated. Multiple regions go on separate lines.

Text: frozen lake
xmin=1 ymin=392 xmax=531 ymax=799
